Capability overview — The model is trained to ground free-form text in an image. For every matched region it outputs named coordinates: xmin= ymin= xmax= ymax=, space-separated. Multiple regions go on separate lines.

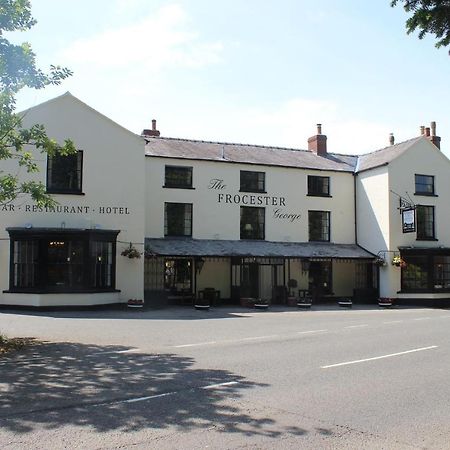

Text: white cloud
xmin=61 ymin=4 xmax=223 ymax=72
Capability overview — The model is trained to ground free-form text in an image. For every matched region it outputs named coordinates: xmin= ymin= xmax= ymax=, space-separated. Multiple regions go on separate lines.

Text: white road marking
xmin=202 ymin=381 xmax=239 ymax=390
xmin=296 ymin=329 xmax=328 ymax=335
xmin=344 ymin=324 xmax=368 ymax=329
xmin=174 ymin=341 xmax=218 ymax=348
xmin=321 ymin=345 xmax=438 ymax=369
xmin=174 ymin=335 xmax=280 ymax=348
xmin=109 ymin=381 xmax=239 ymax=405
xmin=413 ymin=317 xmax=431 ymax=321
xmin=383 ymin=320 xmax=403 ymax=324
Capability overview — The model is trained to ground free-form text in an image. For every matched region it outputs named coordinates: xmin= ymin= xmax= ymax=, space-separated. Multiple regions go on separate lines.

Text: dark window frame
xmin=308 ymin=210 xmax=330 ymax=242
xmin=240 ymin=206 xmax=265 ymax=240
xmin=416 ymin=205 xmax=436 ymax=240
xmin=414 ymin=174 xmax=436 ymax=196
xmin=307 ymin=175 xmax=331 ymax=197
xmin=240 ymin=171 xmax=266 ymax=193
xmin=164 ymin=202 xmax=193 ymax=237
xmin=6 ymin=228 xmax=119 ymax=294
xmin=46 ymin=150 xmax=84 ymax=195
xmin=400 ymin=249 xmax=450 ymax=293
xmin=164 ymin=165 xmax=194 ymax=189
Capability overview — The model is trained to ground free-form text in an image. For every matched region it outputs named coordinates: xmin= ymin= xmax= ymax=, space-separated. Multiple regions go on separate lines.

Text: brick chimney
xmin=142 ymin=119 xmax=160 ymax=137
xmin=308 ymin=124 xmax=327 ymax=156
xmin=429 ymin=121 xmax=441 ymax=149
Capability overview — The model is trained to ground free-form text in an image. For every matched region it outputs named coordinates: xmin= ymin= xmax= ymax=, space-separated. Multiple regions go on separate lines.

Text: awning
xmin=145 ymin=238 xmax=375 ymax=259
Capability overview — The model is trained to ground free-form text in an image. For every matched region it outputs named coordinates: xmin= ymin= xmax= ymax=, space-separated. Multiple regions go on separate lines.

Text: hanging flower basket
xmin=374 ymin=257 xmax=386 ymax=267
xmin=392 ymin=255 xmax=406 ymax=267
xmin=121 ymin=244 xmax=141 ymax=259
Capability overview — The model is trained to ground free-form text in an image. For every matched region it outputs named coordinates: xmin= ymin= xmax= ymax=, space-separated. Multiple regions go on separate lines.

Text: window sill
xmin=307 ymin=194 xmax=332 ymax=198
xmin=3 ymin=288 xmax=120 ymax=294
xmin=397 ymin=289 xmax=450 ymax=294
xmin=240 ymin=237 xmax=265 ymax=241
xmin=46 ymin=191 xmax=85 ymax=195
xmin=239 ymin=190 xmax=267 ymax=194
xmin=414 ymin=192 xmax=438 ymax=197
xmin=164 ymin=235 xmax=193 ymax=238
xmin=163 ymin=186 xmax=195 ymax=190
xmin=308 ymin=239 xmax=331 ymax=243
xmin=416 ymin=238 xmax=438 ymax=241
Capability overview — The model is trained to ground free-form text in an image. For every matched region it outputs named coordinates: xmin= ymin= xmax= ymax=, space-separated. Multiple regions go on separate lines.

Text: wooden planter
xmin=378 ymin=298 xmax=393 ymax=308
xmin=297 ymin=298 xmax=312 ymax=309
xmin=338 ymin=298 xmax=352 ymax=308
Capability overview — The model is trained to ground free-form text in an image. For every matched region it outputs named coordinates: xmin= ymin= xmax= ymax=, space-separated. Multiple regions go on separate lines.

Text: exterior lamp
xmin=196 ymin=258 xmax=205 ymax=273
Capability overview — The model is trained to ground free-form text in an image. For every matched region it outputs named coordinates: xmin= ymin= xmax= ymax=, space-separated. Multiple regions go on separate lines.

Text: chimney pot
xmin=425 ymin=127 xmax=431 ymax=137
xmin=431 ymin=121 xmax=436 ymax=136
xmin=142 ymin=119 xmax=160 ymax=137
xmin=420 ymin=126 xmax=425 ymax=135
xmin=317 ymin=124 xmax=322 ymax=135
xmin=389 ymin=133 xmax=395 ymax=145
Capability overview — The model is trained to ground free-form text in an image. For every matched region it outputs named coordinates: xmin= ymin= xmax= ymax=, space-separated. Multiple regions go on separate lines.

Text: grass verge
xmin=0 ymin=334 xmax=34 ymax=355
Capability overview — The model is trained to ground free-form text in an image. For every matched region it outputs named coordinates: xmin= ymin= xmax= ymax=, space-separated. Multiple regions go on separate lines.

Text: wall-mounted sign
xmin=402 ymin=208 xmax=415 ymax=233
xmin=0 ymin=203 xmax=131 ymax=215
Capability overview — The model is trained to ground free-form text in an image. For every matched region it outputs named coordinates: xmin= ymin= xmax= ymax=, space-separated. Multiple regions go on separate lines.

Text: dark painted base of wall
xmin=395 ymin=298 xmax=450 ymax=308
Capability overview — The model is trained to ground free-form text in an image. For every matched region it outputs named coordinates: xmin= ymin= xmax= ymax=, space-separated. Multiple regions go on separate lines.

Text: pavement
xmin=1 ymin=304 xmax=450 ymax=449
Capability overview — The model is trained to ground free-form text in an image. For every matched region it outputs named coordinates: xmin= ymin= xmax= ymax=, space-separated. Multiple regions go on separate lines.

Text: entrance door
xmin=242 ymin=263 xmax=259 ymax=298
xmin=308 ymin=261 xmax=332 ymax=299
xmin=259 ymin=265 xmax=272 ymax=300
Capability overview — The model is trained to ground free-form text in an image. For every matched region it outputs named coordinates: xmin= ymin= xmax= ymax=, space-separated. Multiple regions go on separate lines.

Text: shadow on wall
xmin=0 ymin=342 xmax=307 ymax=438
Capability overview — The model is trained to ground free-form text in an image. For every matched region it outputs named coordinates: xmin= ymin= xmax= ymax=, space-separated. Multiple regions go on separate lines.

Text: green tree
xmin=391 ymin=0 xmax=450 ymax=50
xmin=0 ymin=0 xmax=75 ymax=207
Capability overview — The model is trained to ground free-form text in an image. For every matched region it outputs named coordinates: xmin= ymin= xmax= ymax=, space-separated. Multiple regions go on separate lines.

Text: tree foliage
xmin=0 ymin=0 xmax=74 ymax=207
xmin=391 ymin=0 xmax=450 ymax=50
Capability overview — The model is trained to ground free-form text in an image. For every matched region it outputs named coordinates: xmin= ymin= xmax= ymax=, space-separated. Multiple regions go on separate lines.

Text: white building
xmin=0 ymin=93 xmax=448 ymax=307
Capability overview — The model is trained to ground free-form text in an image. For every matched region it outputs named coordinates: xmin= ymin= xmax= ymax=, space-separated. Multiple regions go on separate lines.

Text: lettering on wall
xmin=208 ymin=179 xmax=227 ymax=190
xmin=273 ymin=208 xmax=302 ymax=223
xmin=0 ymin=204 xmax=131 ymax=215
xmin=208 ymin=178 xmax=302 ymax=222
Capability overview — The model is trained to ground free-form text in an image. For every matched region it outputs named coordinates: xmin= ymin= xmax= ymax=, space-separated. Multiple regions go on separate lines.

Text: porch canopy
xmin=145 ymin=238 xmax=375 ymax=260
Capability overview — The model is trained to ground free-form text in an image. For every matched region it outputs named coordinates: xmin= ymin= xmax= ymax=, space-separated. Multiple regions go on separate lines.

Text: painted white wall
xmin=197 ymin=259 xmax=230 ymax=298
xmin=0 ymin=93 xmax=145 ymax=306
xmin=333 ymin=261 xmax=355 ymax=297
xmin=145 ymin=157 xmax=355 ymax=244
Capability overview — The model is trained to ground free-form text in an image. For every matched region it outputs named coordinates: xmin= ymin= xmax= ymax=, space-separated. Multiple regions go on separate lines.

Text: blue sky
xmin=10 ymin=0 xmax=450 ymax=155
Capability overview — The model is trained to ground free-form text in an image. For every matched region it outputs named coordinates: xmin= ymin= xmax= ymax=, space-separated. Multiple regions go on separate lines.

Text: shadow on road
xmin=0 ymin=342 xmax=307 ymax=438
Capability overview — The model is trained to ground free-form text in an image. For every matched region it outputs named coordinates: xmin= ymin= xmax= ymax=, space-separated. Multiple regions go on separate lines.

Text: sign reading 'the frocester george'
xmin=208 ymin=178 xmax=302 ymax=222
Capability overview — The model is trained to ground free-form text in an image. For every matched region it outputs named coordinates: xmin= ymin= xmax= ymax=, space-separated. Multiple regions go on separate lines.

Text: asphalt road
xmin=1 ymin=305 xmax=450 ymax=449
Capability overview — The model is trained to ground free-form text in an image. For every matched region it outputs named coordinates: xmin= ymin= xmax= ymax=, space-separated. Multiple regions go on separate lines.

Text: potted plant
xmin=378 ymin=297 xmax=393 ymax=307
xmin=194 ymin=291 xmax=210 ymax=311
xmin=392 ymin=255 xmax=406 ymax=267
xmin=287 ymin=279 xmax=298 ymax=306
xmin=254 ymin=298 xmax=269 ymax=310
xmin=374 ymin=257 xmax=386 ymax=267
xmin=127 ymin=299 xmax=144 ymax=308
xmin=121 ymin=243 xmax=141 ymax=259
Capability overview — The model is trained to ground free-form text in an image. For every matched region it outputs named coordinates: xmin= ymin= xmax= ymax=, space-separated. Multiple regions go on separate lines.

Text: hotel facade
xmin=0 ymin=93 xmax=448 ymax=307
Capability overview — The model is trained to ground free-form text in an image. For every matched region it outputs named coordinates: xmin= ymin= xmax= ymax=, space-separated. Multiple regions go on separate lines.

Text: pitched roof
xmin=145 ymin=137 xmax=358 ymax=172
xmin=146 ymin=238 xmax=375 ymax=259
xmin=144 ymin=135 xmax=429 ymax=173
xmin=355 ymin=136 xmax=424 ymax=173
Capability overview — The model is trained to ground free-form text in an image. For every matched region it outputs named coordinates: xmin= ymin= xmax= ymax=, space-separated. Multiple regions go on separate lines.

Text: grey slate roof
xmin=145 ymin=135 xmax=427 ymax=173
xmin=145 ymin=137 xmax=358 ymax=172
xmin=145 ymin=238 xmax=375 ymax=259
xmin=356 ymin=137 xmax=424 ymax=172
